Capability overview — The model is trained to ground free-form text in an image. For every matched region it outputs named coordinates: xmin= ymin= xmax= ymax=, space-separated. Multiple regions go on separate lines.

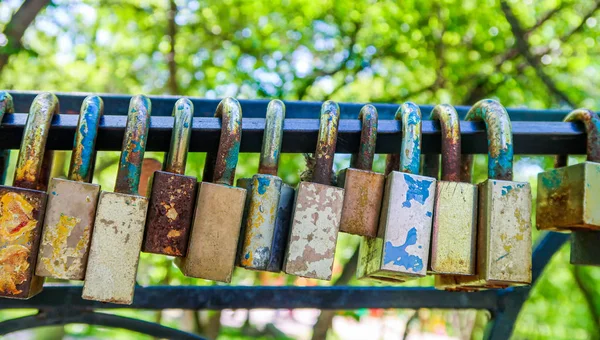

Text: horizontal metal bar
xmin=0 ymin=286 xmax=499 ymax=311
xmin=0 ymin=113 xmax=586 ymax=154
xmin=8 ymin=91 xmax=571 ymax=121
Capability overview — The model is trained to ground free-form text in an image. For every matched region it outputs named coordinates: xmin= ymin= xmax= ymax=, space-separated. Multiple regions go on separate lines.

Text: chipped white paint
xmin=358 ymin=171 xmax=435 ymax=281
xmin=240 ymin=174 xmax=282 ymax=270
xmin=177 ymin=182 xmax=246 ymax=282
xmin=283 ymin=182 xmax=344 ymax=280
xmin=430 ymin=181 xmax=477 ymax=275
xmin=82 ymin=191 xmax=148 ymax=305
xmin=36 ymin=178 xmax=100 ymax=280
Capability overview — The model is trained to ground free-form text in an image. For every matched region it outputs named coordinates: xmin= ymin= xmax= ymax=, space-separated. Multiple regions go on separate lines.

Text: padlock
xmin=356 ymin=102 xmax=436 ymax=282
xmin=453 ymin=99 xmax=532 ymax=288
xmin=0 ymin=92 xmax=58 ymax=299
xmin=176 ymin=98 xmax=247 ymax=282
xmin=0 ymin=92 xmax=14 ymax=184
xmin=537 ymin=109 xmax=600 ymax=231
xmin=337 ymin=104 xmax=385 ymax=237
xmin=237 ymin=100 xmax=295 ymax=272
xmin=142 ymin=98 xmax=196 ymax=256
xmin=283 ymin=100 xmax=345 ymax=281
xmin=35 ymin=96 xmax=103 ymax=280
xmin=428 ymin=104 xmax=477 ymax=275
xmin=82 ymin=95 xmax=151 ymax=304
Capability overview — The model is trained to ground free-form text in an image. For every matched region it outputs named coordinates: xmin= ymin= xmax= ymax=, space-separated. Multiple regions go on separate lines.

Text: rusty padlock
xmin=283 ymin=100 xmax=345 ymax=281
xmin=82 ymin=95 xmax=151 ymax=304
xmin=337 ymin=104 xmax=385 ymax=237
xmin=0 ymin=92 xmax=58 ymax=299
xmin=428 ymin=104 xmax=477 ymax=276
xmin=454 ymin=99 xmax=532 ymax=288
xmin=143 ymin=98 xmax=196 ymax=256
xmin=237 ymin=100 xmax=295 ymax=272
xmin=176 ymin=98 xmax=246 ymax=282
xmin=356 ymin=102 xmax=436 ymax=282
xmin=35 ymin=96 xmax=103 ymax=280
xmin=537 ymin=109 xmax=600 ymax=232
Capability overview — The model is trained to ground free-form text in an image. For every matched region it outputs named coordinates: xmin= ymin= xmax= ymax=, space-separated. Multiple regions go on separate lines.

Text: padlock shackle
xmin=114 ymin=95 xmax=151 ymax=195
xmin=461 ymin=155 xmax=474 ymax=183
xmin=399 ymin=102 xmax=422 ymax=174
xmin=351 ymin=104 xmax=378 ymax=171
xmin=430 ymin=104 xmax=461 ymax=182
xmin=212 ymin=97 xmax=242 ymax=186
xmin=258 ymin=99 xmax=285 ymax=176
xmin=165 ymin=98 xmax=193 ymax=175
xmin=68 ymin=96 xmax=103 ymax=183
xmin=0 ymin=92 xmax=14 ymax=185
xmin=14 ymin=92 xmax=59 ymax=190
xmin=313 ymin=100 xmax=340 ymax=185
xmin=555 ymin=109 xmax=600 ymax=167
xmin=465 ymin=99 xmax=513 ymax=181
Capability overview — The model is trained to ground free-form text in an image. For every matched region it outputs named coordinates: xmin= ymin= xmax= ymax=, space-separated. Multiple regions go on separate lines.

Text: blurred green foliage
xmin=1 ymin=0 xmax=600 ymax=338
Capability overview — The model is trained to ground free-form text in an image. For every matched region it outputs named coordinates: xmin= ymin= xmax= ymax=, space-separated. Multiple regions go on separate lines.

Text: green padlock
xmin=82 ymin=95 xmax=151 ymax=304
xmin=36 ymin=96 xmax=103 ymax=280
xmin=0 ymin=93 xmax=58 ymax=299
xmin=357 ymin=102 xmax=436 ymax=282
xmin=238 ymin=100 xmax=295 ymax=272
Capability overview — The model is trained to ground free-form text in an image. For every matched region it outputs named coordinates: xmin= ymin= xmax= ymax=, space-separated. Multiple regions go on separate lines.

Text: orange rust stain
xmin=167 ymin=229 xmax=181 ymax=238
xmin=15 ymin=159 xmax=37 ymax=185
xmin=0 ymin=192 xmax=37 ymax=240
xmin=0 ymin=245 xmax=30 ymax=294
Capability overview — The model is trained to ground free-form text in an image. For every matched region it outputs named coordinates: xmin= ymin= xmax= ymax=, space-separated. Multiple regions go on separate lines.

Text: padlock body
xmin=176 ymin=182 xmax=246 ymax=282
xmin=357 ymin=171 xmax=436 ymax=280
xmin=461 ymin=179 xmax=532 ymax=288
xmin=357 ymin=237 xmax=405 ymax=283
xmin=283 ymin=181 xmax=344 ymax=280
xmin=267 ymin=183 xmax=295 ymax=272
xmin=430 ymin=181 xmax=477 ymax=275
xmin=143 ymin=171 xmax=197 ymax=256
xmin=36 ymin=178 xmax=100 ymax=280
xmin=240 ymin=174 xmax=282 ymax=270
xmin=570 ymin=230 xmax=600 ymax=265
xmin=0 ymin=186 xmax=47 ymax=299
xmin=537 ymin=161 xmax=600 ymax=231
xmin=82 ymin=191 xmax=148 ymax=305
xmin=235 ymin=178 xmax=253 ymax=267
xmin=338 ymin=168 xmax=385 ymax=237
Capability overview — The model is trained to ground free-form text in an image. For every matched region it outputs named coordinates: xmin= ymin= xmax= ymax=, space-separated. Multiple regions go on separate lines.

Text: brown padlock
xmin=283 ymin=100 xmax=345 ymax=281
xmin=428 ymin=104 xmax=477 ymax=275
xmin=337 ymin=104 xmax=385 ymax=238
xmin=143 ymin=98 xmax=197 ymax=256
xmin=82 ymin=95 xmax=151 ymax=304
xmin=176 ymin=98 xmax=247 ymax=283
xmin=36 ymin=96 xmax=103 ymax=280
xmin=0 ymin=93 xmax=58 ymax=299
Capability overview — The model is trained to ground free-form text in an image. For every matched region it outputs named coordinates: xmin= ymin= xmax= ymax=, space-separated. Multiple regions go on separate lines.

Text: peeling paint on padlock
xmin=357 ymin=102 xmax=436 ymax=281
xmin=428 ymin=104 xmax=477 ymax=276
xmin=284 ymin=100 xmax=344 ymax=280
xmin=338 ymin=105 xmax=385 ymax=238
xmin=143 ymin=98 xmax=197 ymax=256
xmin=537 ymin=109 xmax=600 ymax=231
xmin=36 ymin=96 xmax=103 ymax=280
xmin=177 ymin=98 xmax=246 ymax=282
xmin=0 ymin=93 xmax=57 ymax=299
xmin=83 ymin=95 xmax=150 ymax=304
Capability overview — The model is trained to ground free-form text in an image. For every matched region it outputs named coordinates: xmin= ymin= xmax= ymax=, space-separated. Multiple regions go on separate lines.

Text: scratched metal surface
xmin=83 ymin=192 xmax=148 ymax=305
xmin=177 ymin=182 xmax=246 ymax=282
xmin=284 ymin=182 xmax=344 ymax=280
xmin=68 ymin=96 xmax=103 ymax=183
xmin=338 ymin=168 xmax=385 ymax=238
xmin=240 ymin=174 xmax=283 ymax=270
xmin=361 ymin=171 xmax=436 ymax=279
xmin=36 ymin=178 xmax=100 ymax=280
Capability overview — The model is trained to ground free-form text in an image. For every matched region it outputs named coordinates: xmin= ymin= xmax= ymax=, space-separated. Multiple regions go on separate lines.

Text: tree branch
xmin=0 ymin=0 xmax=51 ymax=75
xmin=166 ymin=0 xmax=178 ymax=94
xmin=500 ymin=0 xmax=576 ymax=107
